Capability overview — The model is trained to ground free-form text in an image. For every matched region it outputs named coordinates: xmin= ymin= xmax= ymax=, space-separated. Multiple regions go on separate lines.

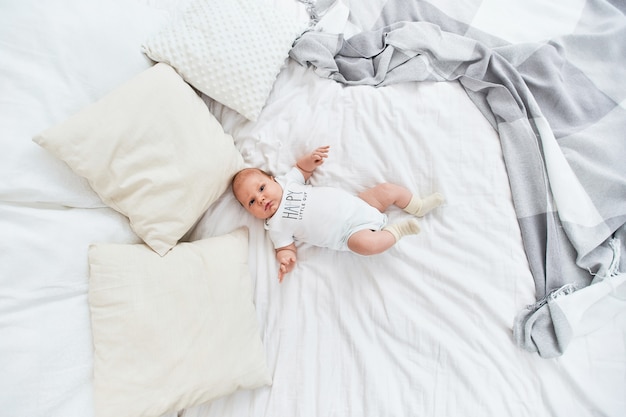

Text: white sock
xmin=403 ymin=193 xmax=444 ymax=217
xmin=383 ymin=219 xmax=421 ymax=242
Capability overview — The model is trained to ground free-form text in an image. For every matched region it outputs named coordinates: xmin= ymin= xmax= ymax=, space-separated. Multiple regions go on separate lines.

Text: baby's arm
xmin=296 ymin=145 xmax=330 ymax=181
xmin=276 ymin=243 xmax=297 ymax=283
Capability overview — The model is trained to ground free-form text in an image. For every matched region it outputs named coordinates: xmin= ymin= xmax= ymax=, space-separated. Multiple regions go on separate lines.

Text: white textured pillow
xmin=141 ymin=0 xmax=305 ymax=121
xmin=33 ymin=63 xmax=244 ymax=256
xmin=88 ymin=227 xmax=271 ymax=417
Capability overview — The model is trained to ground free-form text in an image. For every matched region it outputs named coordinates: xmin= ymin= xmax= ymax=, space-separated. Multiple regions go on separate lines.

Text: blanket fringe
xmin=526 ymin=238 xmax=622 ymax=312
xmin=526 ymin=283 xmax=579 ymax=312
xmin=607 ymin=238 xmax=621 ymax=277
xmin=296 ymin=0 xmax=320 ymax=26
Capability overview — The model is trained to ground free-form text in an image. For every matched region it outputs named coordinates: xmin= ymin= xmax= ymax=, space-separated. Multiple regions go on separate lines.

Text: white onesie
xmin=264 ymin=168 xmax=387 ymax=251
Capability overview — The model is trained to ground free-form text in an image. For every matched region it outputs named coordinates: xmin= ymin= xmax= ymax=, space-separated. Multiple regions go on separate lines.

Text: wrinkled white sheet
xmin=185 ymin=60 xmax=626 ymax=416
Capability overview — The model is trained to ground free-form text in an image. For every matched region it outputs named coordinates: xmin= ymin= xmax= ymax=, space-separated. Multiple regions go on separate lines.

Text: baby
xmin=232 ymin=146 xmax=444 ymax=282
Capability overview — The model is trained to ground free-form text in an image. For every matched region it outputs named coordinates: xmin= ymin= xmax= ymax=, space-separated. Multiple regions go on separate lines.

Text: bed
xmin=2 ymin=0 xmax=625 ymax=416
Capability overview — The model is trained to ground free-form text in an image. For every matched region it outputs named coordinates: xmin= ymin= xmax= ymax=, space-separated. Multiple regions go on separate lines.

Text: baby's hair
xmin=231 ymin=167 xmax=273 ymax=206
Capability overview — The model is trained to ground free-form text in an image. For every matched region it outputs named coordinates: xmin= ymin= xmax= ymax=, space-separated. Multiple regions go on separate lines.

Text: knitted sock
xmin=403 ymin=193 xmax=444 ymax=217
xmin=383 ymin=218 xmax=421 ymax=242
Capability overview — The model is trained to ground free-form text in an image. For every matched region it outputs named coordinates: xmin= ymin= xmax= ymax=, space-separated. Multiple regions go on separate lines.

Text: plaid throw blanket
xmin=291 ymin=0 xmax=626 ymax=357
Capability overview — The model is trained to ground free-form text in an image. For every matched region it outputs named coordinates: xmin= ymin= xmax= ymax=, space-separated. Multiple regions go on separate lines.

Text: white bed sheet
xmin=1 ymin=0 xmax=625 ymax=417
xmin=0 ymin=203 xmax=139 ymax=414
xmin=0 ymin=1 xmax=175 ymax=416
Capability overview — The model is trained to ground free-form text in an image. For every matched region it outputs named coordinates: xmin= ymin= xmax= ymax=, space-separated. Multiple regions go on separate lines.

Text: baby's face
xmin=234 ymin=170 xmax=283 ymax=220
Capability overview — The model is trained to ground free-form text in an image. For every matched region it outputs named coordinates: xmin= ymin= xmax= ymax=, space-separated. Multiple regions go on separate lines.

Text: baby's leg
xmin=358 ymin=183 xmax=444 ymax=216
xmin=347 ymin=219 xmax=420 ymax=255
xmin=358 ymin=183 xmax=412 ymax=212
xmin=347 ymin=229 xmax=397 ymax=255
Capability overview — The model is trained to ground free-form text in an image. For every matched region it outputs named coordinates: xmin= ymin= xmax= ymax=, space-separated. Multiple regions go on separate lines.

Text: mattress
xmin=1 ymin=1 xmax=625 ymax=417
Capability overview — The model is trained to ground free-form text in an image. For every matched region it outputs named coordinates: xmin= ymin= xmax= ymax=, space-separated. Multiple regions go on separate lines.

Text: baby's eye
xmin=248 ymin=198 xmax=255 ymax=207
xmin=260 ymin=185 xmax=265 ymax=191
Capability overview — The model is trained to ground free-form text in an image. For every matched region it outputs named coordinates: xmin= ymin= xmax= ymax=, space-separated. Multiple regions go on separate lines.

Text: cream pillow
xmin=141 ymin=0 xmax=305 ymax=121
xmin=33 ymin=63 xmax=243 ymax=256
xmin=88 ymin=227 xmax=271 ymax=417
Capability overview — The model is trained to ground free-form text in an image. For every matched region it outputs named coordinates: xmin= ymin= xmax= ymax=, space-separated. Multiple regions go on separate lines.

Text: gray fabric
xmin=290 ymin=0 xmax=626 ymax=357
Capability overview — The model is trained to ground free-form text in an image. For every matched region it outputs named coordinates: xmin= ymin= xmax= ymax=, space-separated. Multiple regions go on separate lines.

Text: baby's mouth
xmin=265 ymin=202 xmax=271 ymax=211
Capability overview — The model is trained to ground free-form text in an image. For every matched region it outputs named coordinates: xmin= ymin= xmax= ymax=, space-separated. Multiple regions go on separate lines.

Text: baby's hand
xmin=310 ymin=145 xmax=330 ymax=167
xmin=278 ymin=258 xmax=295 ymax=283
xmin=276 ymin=249 xmax=297 ymax=283
xmin=296 ymin=145 xmax=330 ymax=176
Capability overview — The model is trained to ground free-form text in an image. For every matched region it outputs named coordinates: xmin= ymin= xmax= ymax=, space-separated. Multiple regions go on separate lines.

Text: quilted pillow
xmin=33 ymin=63 xmax=244 ymax=256
xmin=88 ymin=227 xmax=271 ymax=417
xmin=141 ymin=0 xmax=305 ymax=121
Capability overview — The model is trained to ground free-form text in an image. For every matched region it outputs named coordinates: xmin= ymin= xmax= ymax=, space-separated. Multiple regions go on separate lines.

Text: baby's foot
xmin=404 ymin=193 xmax=445 ymax=217
xmin=383 ymin=218 xmax=421 ymax=242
